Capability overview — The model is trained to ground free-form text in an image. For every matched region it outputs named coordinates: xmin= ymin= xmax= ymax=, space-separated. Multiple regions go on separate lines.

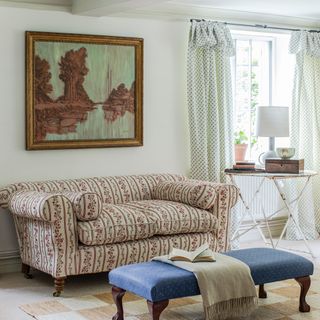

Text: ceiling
xmin=1 ymin=0 xmax=320 ymax=28
xmin=174 ymin=0 xmax=320 ymax=20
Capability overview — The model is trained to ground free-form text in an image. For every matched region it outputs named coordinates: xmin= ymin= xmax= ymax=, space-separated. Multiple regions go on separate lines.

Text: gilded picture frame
xmin=26 ymin=31 xmax=143 ymax=150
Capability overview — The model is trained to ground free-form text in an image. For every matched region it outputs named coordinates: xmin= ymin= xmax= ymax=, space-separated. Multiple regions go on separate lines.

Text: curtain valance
xmin=189 ymin=21 xmax=235 ymax=56
xmin=289 ymin=31 xmax=320 ymax=57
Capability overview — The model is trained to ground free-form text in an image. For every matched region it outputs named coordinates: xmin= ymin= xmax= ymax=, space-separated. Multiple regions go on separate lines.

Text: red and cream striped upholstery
xmin=0 ymin=174 xmax=239 ymax=278
xmin=76 ymin=233 xmax=214 ymax=275
xmin=59 ymin=191 xmax=102 ymax=221
xmin=0 ymin=174 xmax=185 ymax=208
xmin=77 ymin=200 xmax=217 ymax=245
xmin=9 ymin=190 xmax=102 ymax=222
xmin=152 ymin=180 xmax=220 ymax=210
xmin=78 ymin=203 xmax=158 ymax=245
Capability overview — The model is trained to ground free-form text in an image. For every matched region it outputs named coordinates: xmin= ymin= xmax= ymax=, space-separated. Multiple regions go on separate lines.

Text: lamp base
xmin=258 ymin=150 xmax=277 ymax=166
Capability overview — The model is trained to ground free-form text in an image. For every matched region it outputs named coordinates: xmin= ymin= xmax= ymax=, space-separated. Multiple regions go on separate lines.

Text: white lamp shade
xmin=255 ymin=106 xmax=289 ymax=137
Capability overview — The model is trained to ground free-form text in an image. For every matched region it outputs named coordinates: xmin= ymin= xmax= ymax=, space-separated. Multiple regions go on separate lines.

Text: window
xmin=231 ymin=30 xmax=295 ymax=161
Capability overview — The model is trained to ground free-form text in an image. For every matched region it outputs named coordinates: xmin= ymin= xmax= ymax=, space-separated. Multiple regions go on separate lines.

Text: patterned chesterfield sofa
xmin=0 ymin=173 xmax=238 ymax=296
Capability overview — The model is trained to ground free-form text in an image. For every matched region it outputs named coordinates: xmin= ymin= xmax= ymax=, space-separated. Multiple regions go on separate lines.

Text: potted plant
xmin=234 ymin=130 xmax=248 ymax=161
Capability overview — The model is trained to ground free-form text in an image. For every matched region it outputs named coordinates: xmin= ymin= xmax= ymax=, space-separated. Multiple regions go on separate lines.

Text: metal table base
xmin=226 ymin=170 xmax=317 ymax=258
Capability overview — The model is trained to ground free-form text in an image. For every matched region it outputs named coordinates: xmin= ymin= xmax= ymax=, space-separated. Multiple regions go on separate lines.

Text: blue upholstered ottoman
xmin=109 ymin=248 xmax=314 ymax=320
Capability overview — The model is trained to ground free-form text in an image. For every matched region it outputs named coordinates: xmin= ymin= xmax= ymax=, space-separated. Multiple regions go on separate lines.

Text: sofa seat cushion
xmin=78 ymin=203 xmax=157 ymax=245
xmin=129 ymin=200 xmax=217 ymax=236
xmin=78 ymin=200 xmax=217 ymax=246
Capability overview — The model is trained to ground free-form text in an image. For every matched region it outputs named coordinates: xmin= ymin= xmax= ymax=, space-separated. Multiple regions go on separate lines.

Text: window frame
xmin=231 ymin=32 xmax=276 ymax=160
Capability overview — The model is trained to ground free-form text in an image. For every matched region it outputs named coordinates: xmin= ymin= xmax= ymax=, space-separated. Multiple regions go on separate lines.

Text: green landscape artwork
xmin=26 ymin=32 xmax=143 ymax=150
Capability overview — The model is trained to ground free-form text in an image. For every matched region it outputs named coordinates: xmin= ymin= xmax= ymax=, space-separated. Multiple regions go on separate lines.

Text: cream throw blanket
xmin=153 ymin=253 xmax=258 ymax=320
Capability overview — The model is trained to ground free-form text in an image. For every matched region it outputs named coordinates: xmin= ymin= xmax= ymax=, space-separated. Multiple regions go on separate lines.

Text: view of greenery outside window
xmin=231 ymin=35 xmax=273 ymax=160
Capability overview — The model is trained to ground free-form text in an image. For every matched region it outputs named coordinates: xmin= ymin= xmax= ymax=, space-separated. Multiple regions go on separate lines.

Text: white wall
xmin=0 ymin=7 xmax=190 ymax=263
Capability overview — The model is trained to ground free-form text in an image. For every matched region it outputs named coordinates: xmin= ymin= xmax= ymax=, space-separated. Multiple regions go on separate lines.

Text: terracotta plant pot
xmin=234 ymin=144 xmax=248 ymax=161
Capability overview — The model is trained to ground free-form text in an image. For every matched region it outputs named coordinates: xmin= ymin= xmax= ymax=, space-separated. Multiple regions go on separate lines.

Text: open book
xmin=168 ymin=243 xmax=215 ymax=263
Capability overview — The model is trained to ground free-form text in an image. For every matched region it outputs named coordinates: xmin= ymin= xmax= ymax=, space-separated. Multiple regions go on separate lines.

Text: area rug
xmin=20 ymin=268 xmax=320 ymax=320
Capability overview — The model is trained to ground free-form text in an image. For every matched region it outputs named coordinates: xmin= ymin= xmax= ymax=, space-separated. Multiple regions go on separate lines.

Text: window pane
xmin=236 ymin=40 xmax=250 ymax=65
xmin=233 ymin=37 xmax=271 ymax=161
xmin=251 ymin=40 xmax=271 ymax=160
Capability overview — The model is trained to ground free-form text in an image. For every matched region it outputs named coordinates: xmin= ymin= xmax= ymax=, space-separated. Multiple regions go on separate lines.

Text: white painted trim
xmin=0 ymin=0 xmax=71 ymax=12
xmin=0 ymin=1 xmax=319 ymax=28
xmin=0 ymin=249 xmax=20 ymax=260
xmin=72 ymin=0 xmax=165 ymax=17
xmin=117 ymin=2 xmax=320 ymax=29
xmin=240 ymin=217 xmax=288 ymax=238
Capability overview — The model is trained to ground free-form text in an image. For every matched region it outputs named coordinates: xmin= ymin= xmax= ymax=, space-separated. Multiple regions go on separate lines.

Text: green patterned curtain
xmin=287 ymin=31 xmax=320 ymax=239
xmin=187 ymin=21 xmax=235 ymax=182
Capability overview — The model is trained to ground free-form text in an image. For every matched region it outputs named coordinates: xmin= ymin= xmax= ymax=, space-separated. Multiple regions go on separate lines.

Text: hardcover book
xmin=168 ymin=243 xmax=215 ymax=263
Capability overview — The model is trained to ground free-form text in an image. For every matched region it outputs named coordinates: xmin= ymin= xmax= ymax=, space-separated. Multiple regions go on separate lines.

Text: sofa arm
xmin=9 ymin=191 xmax=71 ymax=222
xmin=210 ymin=184 xmax=239 ymax=252
xmin=9 ymin=190 xmax=79 ymax=278
xmin=9 ymin=190 xmax=102 ymax=221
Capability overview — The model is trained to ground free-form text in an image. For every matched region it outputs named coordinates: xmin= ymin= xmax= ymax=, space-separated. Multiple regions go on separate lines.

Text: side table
xmin=225 ymin=170 xmax=318 ymax=258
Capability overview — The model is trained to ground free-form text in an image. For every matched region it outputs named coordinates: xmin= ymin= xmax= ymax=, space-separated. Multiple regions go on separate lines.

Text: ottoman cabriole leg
xmin=147 ymin=300 xmax=169 ymax=320
xmin=295 ymin=276 xmax=311 ymax=312
xmin=112 ymin=286 xmax=126 ymax=320
xmin=21 ymin=263 xmax=33 ymax=279
xmin=259 ymin=284 xmax=267 ymax=298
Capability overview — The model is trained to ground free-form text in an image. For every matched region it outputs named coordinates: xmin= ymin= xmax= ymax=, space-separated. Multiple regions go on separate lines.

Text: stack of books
xmin=225 ymin=161 xmax=265 ymax=174
xmin=232 ymin=161 xmax=256 ymax=170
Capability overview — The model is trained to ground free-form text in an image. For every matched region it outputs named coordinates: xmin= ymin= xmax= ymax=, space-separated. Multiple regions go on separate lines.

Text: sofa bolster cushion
xmin=152 ymin=180 xmax=218 ymax=210
xmin=59 ymin=191 xmax=102 ymax=221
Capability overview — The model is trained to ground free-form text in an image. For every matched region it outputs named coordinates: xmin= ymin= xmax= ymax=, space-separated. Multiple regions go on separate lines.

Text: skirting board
xmin=0 ymin=250 xmax=21 ymax=274
xmin=240 ymin=216 xmax=288 ymax=237
xmin=238 ymin=216 xmax=288 ymax=241
xmin=260 ymin=218 xmax=288 ymax=238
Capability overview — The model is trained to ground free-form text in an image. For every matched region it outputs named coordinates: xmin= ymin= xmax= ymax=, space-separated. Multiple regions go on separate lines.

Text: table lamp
xmin=255 ymin=106 xmax=289 ymax=164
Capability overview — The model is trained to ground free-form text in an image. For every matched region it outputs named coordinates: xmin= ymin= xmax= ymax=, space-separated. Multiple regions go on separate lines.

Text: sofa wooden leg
xmin=259 ymin=284 xmax=267 ymax=298
xmin=295 ymin=276 xmax=311 ymax=312
xmin=53 ymin=277 xmax=66 ymax=297
xmin=112 ymin=286 xmax=126 ymax=320
xmin=21 ymin=263 xmax=33 ymax=279
xmin=147 ymin=300 xmax=169 ymax=320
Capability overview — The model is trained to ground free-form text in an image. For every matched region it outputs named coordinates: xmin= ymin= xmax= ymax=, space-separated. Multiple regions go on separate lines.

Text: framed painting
xmin=26 ymin=31 xmax=143 ymax=150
